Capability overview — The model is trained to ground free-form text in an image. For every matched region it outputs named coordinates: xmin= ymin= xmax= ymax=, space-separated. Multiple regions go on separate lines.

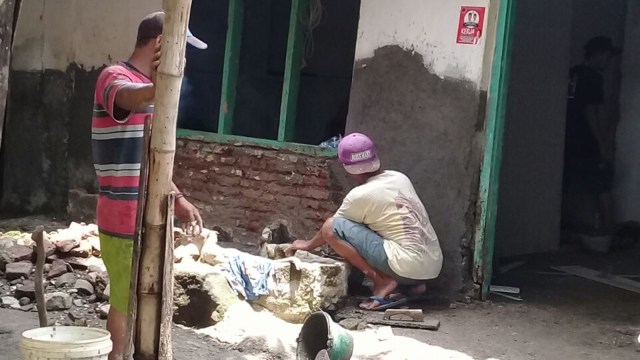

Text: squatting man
xmin=287 ymin=133 xmax=443 ymax=310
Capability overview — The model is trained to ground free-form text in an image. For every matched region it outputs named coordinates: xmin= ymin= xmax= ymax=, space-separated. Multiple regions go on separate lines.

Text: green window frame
xmin=195 ymin=0 xmax=327 ymax=154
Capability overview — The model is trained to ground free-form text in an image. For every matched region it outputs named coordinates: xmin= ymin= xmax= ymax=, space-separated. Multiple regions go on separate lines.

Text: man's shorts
xmin=100 ymin=233 xmax=133 ymax=313
xmin=332 ymin=217 xmax=420 ymax=285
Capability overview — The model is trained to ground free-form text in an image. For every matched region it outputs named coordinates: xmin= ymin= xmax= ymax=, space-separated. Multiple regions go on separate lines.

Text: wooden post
xmin=32 ymin=227 xmax=48 ymax=328
xmin=218 ymin=0 xmax=243 ymax=134
xmin=134 ymin=1 xmax=192 ymax=359
xmin=277 ymin=0 xmax=309 ymax=142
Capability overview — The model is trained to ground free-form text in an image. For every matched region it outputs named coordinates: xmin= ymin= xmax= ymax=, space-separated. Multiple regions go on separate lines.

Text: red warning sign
xmin=456 ymin=6 xmax=486 ymax=45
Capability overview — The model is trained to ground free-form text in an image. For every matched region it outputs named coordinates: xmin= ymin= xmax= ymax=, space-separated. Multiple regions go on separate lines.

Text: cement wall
xmin=346 ymin=0 xmax=492 ymax=295
xmin=495 ymin=0 xmax=573 ymax=257
xmin=3 ymin=0 xmax=161 ymax=213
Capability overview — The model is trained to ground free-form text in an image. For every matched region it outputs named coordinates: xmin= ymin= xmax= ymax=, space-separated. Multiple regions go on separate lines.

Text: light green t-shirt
xmin=335 ymin=171 xmax=443 ymax=280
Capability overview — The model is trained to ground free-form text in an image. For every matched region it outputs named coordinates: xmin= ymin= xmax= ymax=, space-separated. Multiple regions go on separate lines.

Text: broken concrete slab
xmin=45 ymin=292 xmax=73 ymax=311
xmin=74 ymin=279 xmax=95 ymax=296
xmin=254 ymin=251 xmax=349 ymax=323
xmin=55 ymin=273 xmax=77 ymax=288
xmin=259 ymin=243 xmax=289 ymax=260
xmin=98 ymin=304 xmax=110 ymax=319
xmin=260 ymin=220 xmax=294 ymax=246
xmin=1 ymin=296 xmax=20 ymax=309
xmin=55 ymin=240 xmax=80 ymax=254
xmin=87 ymin=236 xmax=101 ymax=257
xmin=199 ymin=232 xmax=229 ymax=267
xmin=5 ymin=262 xmax=33 ymax=280
xmin=174 ymin=261 xmax=240 ymax=327
xmin=14 ymin=280 xmax=36 ymax=300
xmin=6 ymin=245 xmax=34 ymax=262
xmin=47 ymin=259 xmax=70 ymax=279
xmin=68 ymin=240 xmax=92 ymax=258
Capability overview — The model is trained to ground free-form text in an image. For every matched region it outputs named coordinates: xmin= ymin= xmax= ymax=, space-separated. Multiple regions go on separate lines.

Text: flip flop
xmin=362 ymin=296 xmax=409 ymax=311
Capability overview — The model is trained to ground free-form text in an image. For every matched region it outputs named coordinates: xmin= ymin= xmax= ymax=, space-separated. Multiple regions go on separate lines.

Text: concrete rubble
xmin=0 ymin=223 xmax=108 ymax=327
xmin=0 ymin=221 xmax=350 ymax=334
xmin=174 ymin=226 xmax=350 ymax=324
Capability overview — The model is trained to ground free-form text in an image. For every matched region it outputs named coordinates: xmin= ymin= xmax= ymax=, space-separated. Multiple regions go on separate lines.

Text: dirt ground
xmin=0 ymin=216 xmax=639 ymax=359
xmin=2 ymin=270 xmax=639 ymax=360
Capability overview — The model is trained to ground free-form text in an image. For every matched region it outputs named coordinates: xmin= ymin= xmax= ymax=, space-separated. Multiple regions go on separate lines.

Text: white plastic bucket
xmin=21 ymin=326 xmax=112 ymax=360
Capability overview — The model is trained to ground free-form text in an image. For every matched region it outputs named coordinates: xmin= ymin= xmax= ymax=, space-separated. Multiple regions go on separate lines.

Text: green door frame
xmin=473 ymin=0 xmax=517 ymax=300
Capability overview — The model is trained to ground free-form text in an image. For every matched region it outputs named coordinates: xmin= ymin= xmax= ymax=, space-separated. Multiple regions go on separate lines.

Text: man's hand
xmin=151 ymin=41 xmax=162 ymax=84
xmin=175 ymin=196 xmax=203 ymax=235
xmin=285 ymin=240 xmax=310 ymax=257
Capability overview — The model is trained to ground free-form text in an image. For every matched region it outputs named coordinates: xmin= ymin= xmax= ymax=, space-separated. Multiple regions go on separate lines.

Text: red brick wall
xmin=174 ymin=139 xmax=344 ymax=244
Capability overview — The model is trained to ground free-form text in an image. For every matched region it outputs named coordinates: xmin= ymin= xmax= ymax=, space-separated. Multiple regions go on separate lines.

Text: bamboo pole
xmin=134 ymin=1 xmax=192 ymax=359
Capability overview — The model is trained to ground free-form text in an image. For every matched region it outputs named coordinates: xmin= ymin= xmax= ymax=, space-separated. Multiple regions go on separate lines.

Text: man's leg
xmin=100 ymin=234 xmax=134 ymax=360
xmin=321 ymin=218 xmax=398 ymax=309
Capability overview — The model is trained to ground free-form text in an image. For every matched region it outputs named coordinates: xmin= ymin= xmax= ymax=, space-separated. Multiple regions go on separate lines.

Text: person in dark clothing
xmin=564 ymin=36 xmax=621 ymax=231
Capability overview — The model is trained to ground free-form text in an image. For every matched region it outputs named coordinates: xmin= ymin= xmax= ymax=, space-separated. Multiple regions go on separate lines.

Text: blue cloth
xmin=224 ymin=253 xmax=273 ymax=301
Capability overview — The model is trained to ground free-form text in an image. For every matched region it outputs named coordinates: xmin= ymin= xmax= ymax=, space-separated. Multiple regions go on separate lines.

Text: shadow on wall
xmin=346 ymin=45 xmax=483 ymax=297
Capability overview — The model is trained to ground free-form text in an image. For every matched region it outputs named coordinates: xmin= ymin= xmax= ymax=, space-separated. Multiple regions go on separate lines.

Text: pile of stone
xmin=0 ymin=220 xmax=350 ymax=329
xmin=0 ymin=223 xmax=110 ymax=325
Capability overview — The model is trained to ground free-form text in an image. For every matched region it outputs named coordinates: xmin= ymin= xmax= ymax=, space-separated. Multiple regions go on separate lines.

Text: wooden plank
xmin=472 ymin=0 xmax=517 ymax=300
xmin=32 ymin=227 xmax=48 ymax=327
xmin=124 ymin=116 xmax=151 ymax=359
xmin=158 ymin=192 xmax=175 ymax=359
xmin=551 ymin=266 xmax=640 ymax=294
xmin=489 ymin=285 xmax=520 ymax=294
xmin=277 ymin=0 xmax=309 ymax=142
xmin=383 ymin=309 xmax=424 ymax=322
xmin=490 ymin=291 xmax=522 ymax=302
xmin=217 ymin=0 xmax=243 ymax=134
xmin=367 ymin=318 xmax=440 ymax=331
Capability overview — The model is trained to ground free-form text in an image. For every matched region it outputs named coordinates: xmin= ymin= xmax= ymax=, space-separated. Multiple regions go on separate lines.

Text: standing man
xmin=287 ymin=133 xmax=443 ymax=310
xmin=564 ymin=36 xmax=621 ymax=234
xmin=92 ymin=12 xmax=206 ymax=359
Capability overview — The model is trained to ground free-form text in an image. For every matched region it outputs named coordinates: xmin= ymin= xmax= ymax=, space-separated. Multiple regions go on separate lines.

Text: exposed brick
xmin=269 ymin=159 xmax=296 ymax=173
xmin=241 ymin=188 xmax=264 ymax=200
xmin=213 ymin=145 xmax=232 ymax=155
xmin=302 ymin=175 xmax=328 ymax=187
xmin=266 ymin=182 xmax=290 ymax=195
xmin=220 ymin=157 xmax=237 ymax=165
xmin=298 ymin=187 xmax=331 ymax=201
xmin=278 ymin=195 xmax=301 ymax=208
xmin=175 ymin=139 xmax=342 ymax=241
xmin=216 ymin=175 xmax=241 ymax=187
xmin=304 ymin=200 xmax=321 ymax=210
xmin=239 ymin=179 xmax=254 ymax=188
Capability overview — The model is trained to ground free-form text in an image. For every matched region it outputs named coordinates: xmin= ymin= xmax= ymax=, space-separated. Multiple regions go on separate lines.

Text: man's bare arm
xmin=114 ymin=83 xmax=155 ymax=112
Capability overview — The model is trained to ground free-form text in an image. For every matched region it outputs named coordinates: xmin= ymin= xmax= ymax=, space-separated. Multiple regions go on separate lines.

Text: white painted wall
xmin=12 ymin=0 xmax=161 ymax=71
xmin=495 ymin=0 xmax=573 ymax=257
xmin=354 ymin=0 xmax=491 ymax=84
xmin=616 ymin=1 xmax=640 ymax=222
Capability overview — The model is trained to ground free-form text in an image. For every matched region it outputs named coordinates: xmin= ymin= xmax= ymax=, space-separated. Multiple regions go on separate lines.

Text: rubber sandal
xmin=361 ymin=296 xmax=408 ymax=311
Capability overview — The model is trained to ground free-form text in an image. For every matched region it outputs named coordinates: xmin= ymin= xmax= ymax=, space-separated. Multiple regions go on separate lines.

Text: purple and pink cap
xmin=338 ymin=133 xmax=381 ymax=175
